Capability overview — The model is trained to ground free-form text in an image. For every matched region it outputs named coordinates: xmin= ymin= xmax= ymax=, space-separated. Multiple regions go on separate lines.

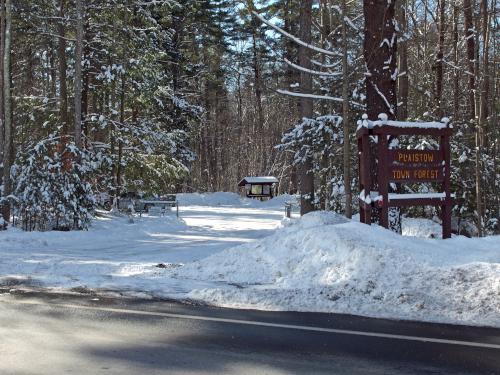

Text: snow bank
xmin=175 ymin=211 xmax=500 ymax=327
xmin=402 ymin=217 xmax=443 ymax=238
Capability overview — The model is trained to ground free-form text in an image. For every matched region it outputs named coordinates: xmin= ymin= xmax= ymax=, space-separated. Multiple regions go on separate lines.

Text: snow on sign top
xmin=239 ymin=176 xmax=278 ymax=185
xmin=356 ymin=114 xmax=452 ymax=131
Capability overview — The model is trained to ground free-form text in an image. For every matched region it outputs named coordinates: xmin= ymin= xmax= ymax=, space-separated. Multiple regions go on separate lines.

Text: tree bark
xmin=341 ymin=0 xmax=352 ymax=218
xmin=116 ymin=75 xmax=125 ymax=197
xmin=251 ymin=29 xmax=265 ymax=171
xmin=363 ymin=0 xmax=399 ymax=232
xmin=452 ymin=4 xmax=459 ymax=120
xmin=363 ymin=0 xmax=397 ymax=120
xmin=1 ymin=0 xmax=11 ymax=222
xmin=58 ymin=0 xmax=68 ymax=134
xmin=433 ymin=0 xmax=445 ymax=118
xmin=284 ymin=0 xmax=298 ymax=195
xmin=463 ymin=0 xmax=476 ymax=121
xmin=73 ymin=0 xmax=84 ymax=148
xmin=0 ymin=0 xmax=5 ymax=181
xmin=298 ymin=0 xmax=314 ymax=215
xmin=397 ymin=0 xmax=408 ymax=120
xmin=475 ymin=0 xmax=491 ymax=236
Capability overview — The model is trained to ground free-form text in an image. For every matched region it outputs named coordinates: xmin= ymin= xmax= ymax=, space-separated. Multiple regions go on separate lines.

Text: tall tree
xmin=363 ymin=0 xmax=397 ymax=120
xmin=397 ymin=0 xmax=408 ymax=120
xmin=463 ymin=0 xmax=476 ymax=121
xmin=341 ymin=0 xmax=352 ymax=218
xmin=58 ymin=0 xmax=68 ymax=134
xmin=0 ymin=0 xmax=4 ymax=180
xmin=433 ymin=0 xmax=446 ymax=117
xmin=73 ymin=0 xmax=84 ymax=148
xmin=1 ymin=0 xmax=11 ymax=222
xmin=297 ymin=0 xmax=314 ymax=215
xmin=363 ymin=0 xmax=399 ymax=231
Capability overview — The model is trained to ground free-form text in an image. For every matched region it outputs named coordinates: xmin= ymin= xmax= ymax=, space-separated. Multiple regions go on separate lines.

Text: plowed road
xmin=0 ymin=291 xmax=499 ymax=375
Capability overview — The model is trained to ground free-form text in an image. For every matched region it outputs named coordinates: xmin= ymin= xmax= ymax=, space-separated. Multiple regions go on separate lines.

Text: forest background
xmin=0 ymin=0 xmax=497 ymax=235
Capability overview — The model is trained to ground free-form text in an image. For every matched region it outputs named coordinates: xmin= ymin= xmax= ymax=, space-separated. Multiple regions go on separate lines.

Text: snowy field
xmin=0 ymin=192 xmax=498 ymax=328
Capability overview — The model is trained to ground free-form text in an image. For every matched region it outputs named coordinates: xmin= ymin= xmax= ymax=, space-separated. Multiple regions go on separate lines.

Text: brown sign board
xmin=389 ymin=150 xmax=442 ymax=166
xmin=389 ymin=166 xmax=444 ymax=182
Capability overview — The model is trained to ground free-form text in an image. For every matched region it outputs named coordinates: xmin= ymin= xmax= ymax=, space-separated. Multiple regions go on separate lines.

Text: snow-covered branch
xmin=311 ymin=59 xmax=341 ymax=69
xmin=277 ymin=89 xmax=343 ymax=101
xmin=276 ymin=89 xmax=365 ymax=108
xmin=283 ymin=58 xmax=341 ymax=77
xmin=252 ymin=11 xmax=338 ymax=57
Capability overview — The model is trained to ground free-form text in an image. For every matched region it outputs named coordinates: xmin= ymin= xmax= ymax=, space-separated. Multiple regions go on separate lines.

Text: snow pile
xmin=176 ymin=211 xmax=500 ymax=327
xmin=262 ymin=194 xmax=298 ymax=207
xmin=402 ymin=217 xmax=443 ymax=238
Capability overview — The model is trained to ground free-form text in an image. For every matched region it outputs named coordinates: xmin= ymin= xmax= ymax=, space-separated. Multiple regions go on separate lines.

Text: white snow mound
xmin=177 ymin=211 xmax=500 ymax=327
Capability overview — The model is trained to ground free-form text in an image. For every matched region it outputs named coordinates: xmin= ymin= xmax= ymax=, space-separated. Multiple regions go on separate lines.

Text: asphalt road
xmin=0 ymin=290 xmax=499 ymax=375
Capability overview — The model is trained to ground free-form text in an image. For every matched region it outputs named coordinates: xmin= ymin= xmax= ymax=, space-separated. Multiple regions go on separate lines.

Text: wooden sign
xmin=390 ymin=150 xmax=442 ymax=166
xmin=389 ymin=166 xmax=443 ymax=182
xmin=356 ymin=120 xmax=453 ymax=239
xmin=389 ymin=150 xmax=444 ymax=182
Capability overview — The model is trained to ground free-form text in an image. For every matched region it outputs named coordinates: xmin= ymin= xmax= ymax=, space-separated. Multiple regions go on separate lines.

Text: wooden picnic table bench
xmin=137 ymin=195 xmax=179 ymax=217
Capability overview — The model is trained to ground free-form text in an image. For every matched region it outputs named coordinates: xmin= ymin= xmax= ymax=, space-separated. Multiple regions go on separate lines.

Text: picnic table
xmin=137 ymin=196 xmax=179 ymax=217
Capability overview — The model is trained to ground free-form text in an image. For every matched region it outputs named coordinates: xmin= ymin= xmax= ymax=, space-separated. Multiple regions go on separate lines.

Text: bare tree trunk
xmin=341 ymin=0 xmax=352 ymax=218
xmin=298 ymin=0 xmax=314 ymax=215
xmin=73 ymin=0 xmax=84 ymax=148
xmin=116 ymin=75 xmax=125 ymax=197
xmin=0 ymin=0 xmax=4 ymax=182
xmin=452 ymin=4 xmax=459 ymax=120
xmin=363 ymin=0 xmax=397 ymax=120
xmin=250 ymin=26 xmax=264 ymax=172
xmin=284 ymin=0 xmax=298 ymax=195
xmin=433 ymin=0 xmax=445 ymax=118
xmin=319 ymin=0 xmax=330 ymax=210
xmin=58 ymin=0 xmax=68 ymax=134
xmin=1 ymin=0 xmax=11 ymax=222
xmin=463 ymin=0 xmax=476 ymax=121
xmin=397 ymin=0 xmax=409 ymax=120
xmin=475 ymin=0 xmax=491 ymax=236
xmin=363 ymin=0 xmax=399 ymax=232
xmin=479 ymin=0 xmax=490 ymax=129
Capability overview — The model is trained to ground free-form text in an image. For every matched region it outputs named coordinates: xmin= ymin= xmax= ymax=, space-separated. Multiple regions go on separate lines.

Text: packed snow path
xmin=0 ymin=203 xmax=284 ymax=296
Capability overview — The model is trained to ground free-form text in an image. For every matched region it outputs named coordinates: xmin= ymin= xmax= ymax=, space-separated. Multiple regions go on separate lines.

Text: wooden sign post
xmin=357 ymin=117 xmax=453 ymax=239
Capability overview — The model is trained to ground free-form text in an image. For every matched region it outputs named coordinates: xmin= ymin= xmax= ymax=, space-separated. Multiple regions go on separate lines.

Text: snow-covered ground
xmin=0 ymin=194 xmax=285 ymax=295
xmin=0 ymin=193 xmax=498 ymax=328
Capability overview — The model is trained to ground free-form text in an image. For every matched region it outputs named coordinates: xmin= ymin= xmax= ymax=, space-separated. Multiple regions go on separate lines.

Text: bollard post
xmin=285 ymin=203 xmax=291 ymax=218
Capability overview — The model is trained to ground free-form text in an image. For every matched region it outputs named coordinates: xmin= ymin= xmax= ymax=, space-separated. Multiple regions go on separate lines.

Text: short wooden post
xmin=359 ymin=132 xmax=372 ymax=225
xmin=378 ymin=134 xmax=389 ymax=229
xmin=441 ymin=134 xmax=452 ymax=239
